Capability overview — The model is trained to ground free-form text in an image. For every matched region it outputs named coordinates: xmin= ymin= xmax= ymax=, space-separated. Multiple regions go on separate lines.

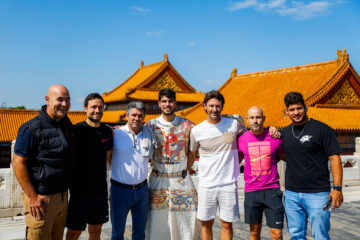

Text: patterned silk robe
xmin=145 ymin=115 xmax=200 ymax=240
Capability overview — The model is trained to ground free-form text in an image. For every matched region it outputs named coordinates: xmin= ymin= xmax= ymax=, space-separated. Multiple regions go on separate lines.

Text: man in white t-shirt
xmin=189 ymin=90 xmax=247 ymax=240
xmin=110 ymin=101 xmax=156 ymax=240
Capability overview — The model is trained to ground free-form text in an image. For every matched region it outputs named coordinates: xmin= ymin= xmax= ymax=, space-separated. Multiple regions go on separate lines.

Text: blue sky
xmin=1 ymin=0 xmax=360 ymax=110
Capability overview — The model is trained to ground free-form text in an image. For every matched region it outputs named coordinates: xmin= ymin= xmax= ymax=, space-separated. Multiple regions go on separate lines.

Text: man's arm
xmin=238 ymin=151 xmax=244 ymax=165
xmin=107 ymin=126 xmax=114 ymax=168
xmin=106 ymin=149 xmax=113 ymax=168
xmin=187 ymin=151 xmax=197 ymax=171
xmin=12 ymin=154 xmax=48 ymax=219
xmin=329 ymin=154 xmax=343 ymax=210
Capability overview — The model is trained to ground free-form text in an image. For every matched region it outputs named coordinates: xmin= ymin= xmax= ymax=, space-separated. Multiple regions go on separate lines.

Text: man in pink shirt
xmin=238 ymin=106 xmax=285 ymax=240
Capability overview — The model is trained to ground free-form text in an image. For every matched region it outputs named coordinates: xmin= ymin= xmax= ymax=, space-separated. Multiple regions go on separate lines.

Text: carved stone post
xmin=354 ymin=137 xmax=360 ymax=156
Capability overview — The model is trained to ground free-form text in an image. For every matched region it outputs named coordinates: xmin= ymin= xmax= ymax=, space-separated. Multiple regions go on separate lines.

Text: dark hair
xmin=203 ymin=90 xmax=225 ymax=106
xmin=158 ymin=88 xmax=176 ymax=101
xmin=84 ymin=93 xmax=104 ymax=107
xmin=284 ymin=92 xmax=305 ymax=108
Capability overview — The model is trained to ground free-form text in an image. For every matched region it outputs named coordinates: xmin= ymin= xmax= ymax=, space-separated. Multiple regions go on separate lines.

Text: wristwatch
xmin=333 ymin=185 xmax=342 ymax=191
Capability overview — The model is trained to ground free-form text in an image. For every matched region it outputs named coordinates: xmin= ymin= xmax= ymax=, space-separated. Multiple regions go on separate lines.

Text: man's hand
xmin=28 ymin=194 xmax=49 ymax=220
xmin=329 ymin=154 xmax=343 ymax=210
xmin=269 ymin=126 xmax=281 ymax=138
xmin=329 ymin=190 xmax=343 ymax=210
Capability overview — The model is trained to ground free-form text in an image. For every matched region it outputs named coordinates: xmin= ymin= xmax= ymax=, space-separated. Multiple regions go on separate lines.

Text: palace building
xmin=101 ymin=54 xmax=204 ymax=124
xmin=1 ymin=49 xmax=359 ymax=168
xmin=178 ymin=49 xmax=360 ymax=154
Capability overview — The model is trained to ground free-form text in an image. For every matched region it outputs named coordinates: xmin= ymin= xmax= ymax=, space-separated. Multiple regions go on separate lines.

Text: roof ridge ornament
xmin=164 ymin=53 xmax=168 ymax=62
xmin=231 ymin=68 xmax=237 ymax=78
xmin=337 ymin=49 xmax=349 ymax=64
xmin=140 ymin=60 xmax=144 ymax=68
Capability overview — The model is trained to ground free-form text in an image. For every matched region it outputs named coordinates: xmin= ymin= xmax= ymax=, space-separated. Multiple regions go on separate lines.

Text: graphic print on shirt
xmin=222 ymin=131 xmax=235 ymax=144
xmin=146 ymin=117 xmax=193 ymax=164
xmin=299 ymin=135 xmax=312 ymax=144
xmin=248 ymin=141 xmax=272 ymax=178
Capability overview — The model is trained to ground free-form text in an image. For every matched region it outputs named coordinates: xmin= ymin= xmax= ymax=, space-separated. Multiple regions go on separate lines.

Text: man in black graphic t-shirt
xmin=281 ymin=92 xmax=343 ymax=240
xmin=66 ymin=93 xmax=113 ymax=240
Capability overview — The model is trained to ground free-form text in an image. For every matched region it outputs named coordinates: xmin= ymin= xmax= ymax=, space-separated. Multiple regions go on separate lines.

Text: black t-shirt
xmin=281 ymin=119 xmax=341 ymax=193
xmin=71 ymin=121 xmax=113 ymax=196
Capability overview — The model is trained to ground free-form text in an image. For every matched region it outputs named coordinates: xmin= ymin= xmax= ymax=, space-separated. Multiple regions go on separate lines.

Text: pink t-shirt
xmin=237 ymin=129 xmax=283 ymax=192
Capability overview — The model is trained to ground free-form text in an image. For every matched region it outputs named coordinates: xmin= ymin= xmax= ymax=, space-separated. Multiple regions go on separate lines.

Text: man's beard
xmin=88 ymin=115 xmax=101 ymax=123
xmin=251 ymin=124 xmax=262 ymax=133
xmin=162 ymin=109 xmax=175 ymax=116
xmin=53 ymin=107 xmax=68 ymax=120
xmin=291 ymin=114 xmax=306 ymax=124
xmin=209 ymin=111 xmax=220 ymax=120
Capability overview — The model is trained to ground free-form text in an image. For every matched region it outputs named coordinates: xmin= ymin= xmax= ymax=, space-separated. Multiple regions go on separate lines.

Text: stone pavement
xmin=1 ymin=187 xmax=359 ymax=240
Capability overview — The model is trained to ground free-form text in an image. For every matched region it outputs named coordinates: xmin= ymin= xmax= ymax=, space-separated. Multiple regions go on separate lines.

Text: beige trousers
xmin=23 ymin=191 xmax=68 ymax=240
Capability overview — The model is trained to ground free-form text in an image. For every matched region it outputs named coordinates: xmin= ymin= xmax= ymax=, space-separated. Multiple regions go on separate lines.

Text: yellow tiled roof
xmin=101 ymin=110 xmax=161 ymax=124
xmin=307 ymin=107 xmax=360 ymax=132
xmin=144 ymin=114 xmax=160 ymax=123
xmin=0 ymin=109 xmax=86 ymax=142
xmin=178 ymin=50 xmax=360 ymax=131
xmin=127 ymin=89 xmax=204 ymax=102
xmin=177 ymin=103 xmax=206 ymax=124
xmin=103 ymin=61 xmax=166 ymax=103
xmin=101 ymin=110 xmax=127 ymax=124
xmin=102 ymin=54 xmax=202 ymax=103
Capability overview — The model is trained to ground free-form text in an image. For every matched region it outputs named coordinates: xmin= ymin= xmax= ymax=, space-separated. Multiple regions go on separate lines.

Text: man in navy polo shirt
xmin=12 ymin=85 xmax=75 ymax=240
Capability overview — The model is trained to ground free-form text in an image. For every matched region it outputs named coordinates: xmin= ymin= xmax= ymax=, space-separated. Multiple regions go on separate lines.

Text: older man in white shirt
xmin=110 ymin=101 xmax=156 ymax=240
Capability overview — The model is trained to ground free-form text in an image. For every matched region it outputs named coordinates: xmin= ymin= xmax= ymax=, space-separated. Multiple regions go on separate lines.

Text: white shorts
xmin=197 ymin=182 xmax=240 ymax=222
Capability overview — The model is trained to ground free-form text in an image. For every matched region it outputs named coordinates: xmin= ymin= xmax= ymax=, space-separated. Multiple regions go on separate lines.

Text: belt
xmin=110 ymin=179 xmax=147 ymax=190
xmin=152 ymin=169 xmax=187 ymax=183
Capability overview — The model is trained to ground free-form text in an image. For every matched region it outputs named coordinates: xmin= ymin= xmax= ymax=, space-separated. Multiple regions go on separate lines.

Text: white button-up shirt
xmin=111 ymin=124 xmax=149 ymax=185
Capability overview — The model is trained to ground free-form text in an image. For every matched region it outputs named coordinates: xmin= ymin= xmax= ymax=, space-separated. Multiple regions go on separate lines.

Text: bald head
xmin=246 ymin=106 xmax=265 ymax=135
xmin=247 ymin=106 xmax=263 ymax=117
xmin=45 ymin=85 xmax=71 ymax=120
xmin=46 ymin=85 xmax=69 ymax=98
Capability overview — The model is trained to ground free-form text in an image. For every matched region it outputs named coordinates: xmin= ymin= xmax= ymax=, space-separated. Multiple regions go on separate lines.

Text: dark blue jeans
xmin=110 ymin=183 xmax=149 ymax=240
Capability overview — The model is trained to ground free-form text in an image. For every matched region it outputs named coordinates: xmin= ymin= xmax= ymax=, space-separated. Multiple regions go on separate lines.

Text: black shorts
xmin=244 ymin=188 xmax=284 ymax=229
xmin=66 ymin=195 xmax=109 ymax=231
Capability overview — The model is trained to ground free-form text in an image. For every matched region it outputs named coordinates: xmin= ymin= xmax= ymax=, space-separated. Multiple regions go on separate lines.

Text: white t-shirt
xmin=111 ymin=124 xmax=149 ymax=185
xmin=190 ymin=116 xmax=246 ymax=187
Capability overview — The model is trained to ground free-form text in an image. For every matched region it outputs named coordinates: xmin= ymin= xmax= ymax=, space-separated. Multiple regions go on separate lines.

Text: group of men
xmin=12 ymin=84 xmax=343 ymax=240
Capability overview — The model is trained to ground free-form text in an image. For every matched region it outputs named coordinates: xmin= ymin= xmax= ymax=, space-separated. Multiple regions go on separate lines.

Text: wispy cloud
xmin=228 ymin=0 xmax=337 ymax=20
xmin=130 ymin=6 xmax=151 ymax=14
xmin=276 ymin=1 xmax=331 ymax=20
xmin=146 ymin=30 xmax=165 ymax=37
xmin=186 ymin=41 xmax=196 ymax=46
xmin=204 ymin=80 xmax=222 ymax=85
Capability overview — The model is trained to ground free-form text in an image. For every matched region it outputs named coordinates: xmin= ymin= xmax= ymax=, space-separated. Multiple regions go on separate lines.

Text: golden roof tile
xmin=127 ymin=89 xmax=204 ymax=102
xmin=179 ymin=50 xmax=360 ymax=131
xmin=101 ymin=110 xmax=127 ymax=124
xmin=102 ymin=54 xmax=201 ymax=104
xmin=0 ymin=109 xmax=86 ymax=142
